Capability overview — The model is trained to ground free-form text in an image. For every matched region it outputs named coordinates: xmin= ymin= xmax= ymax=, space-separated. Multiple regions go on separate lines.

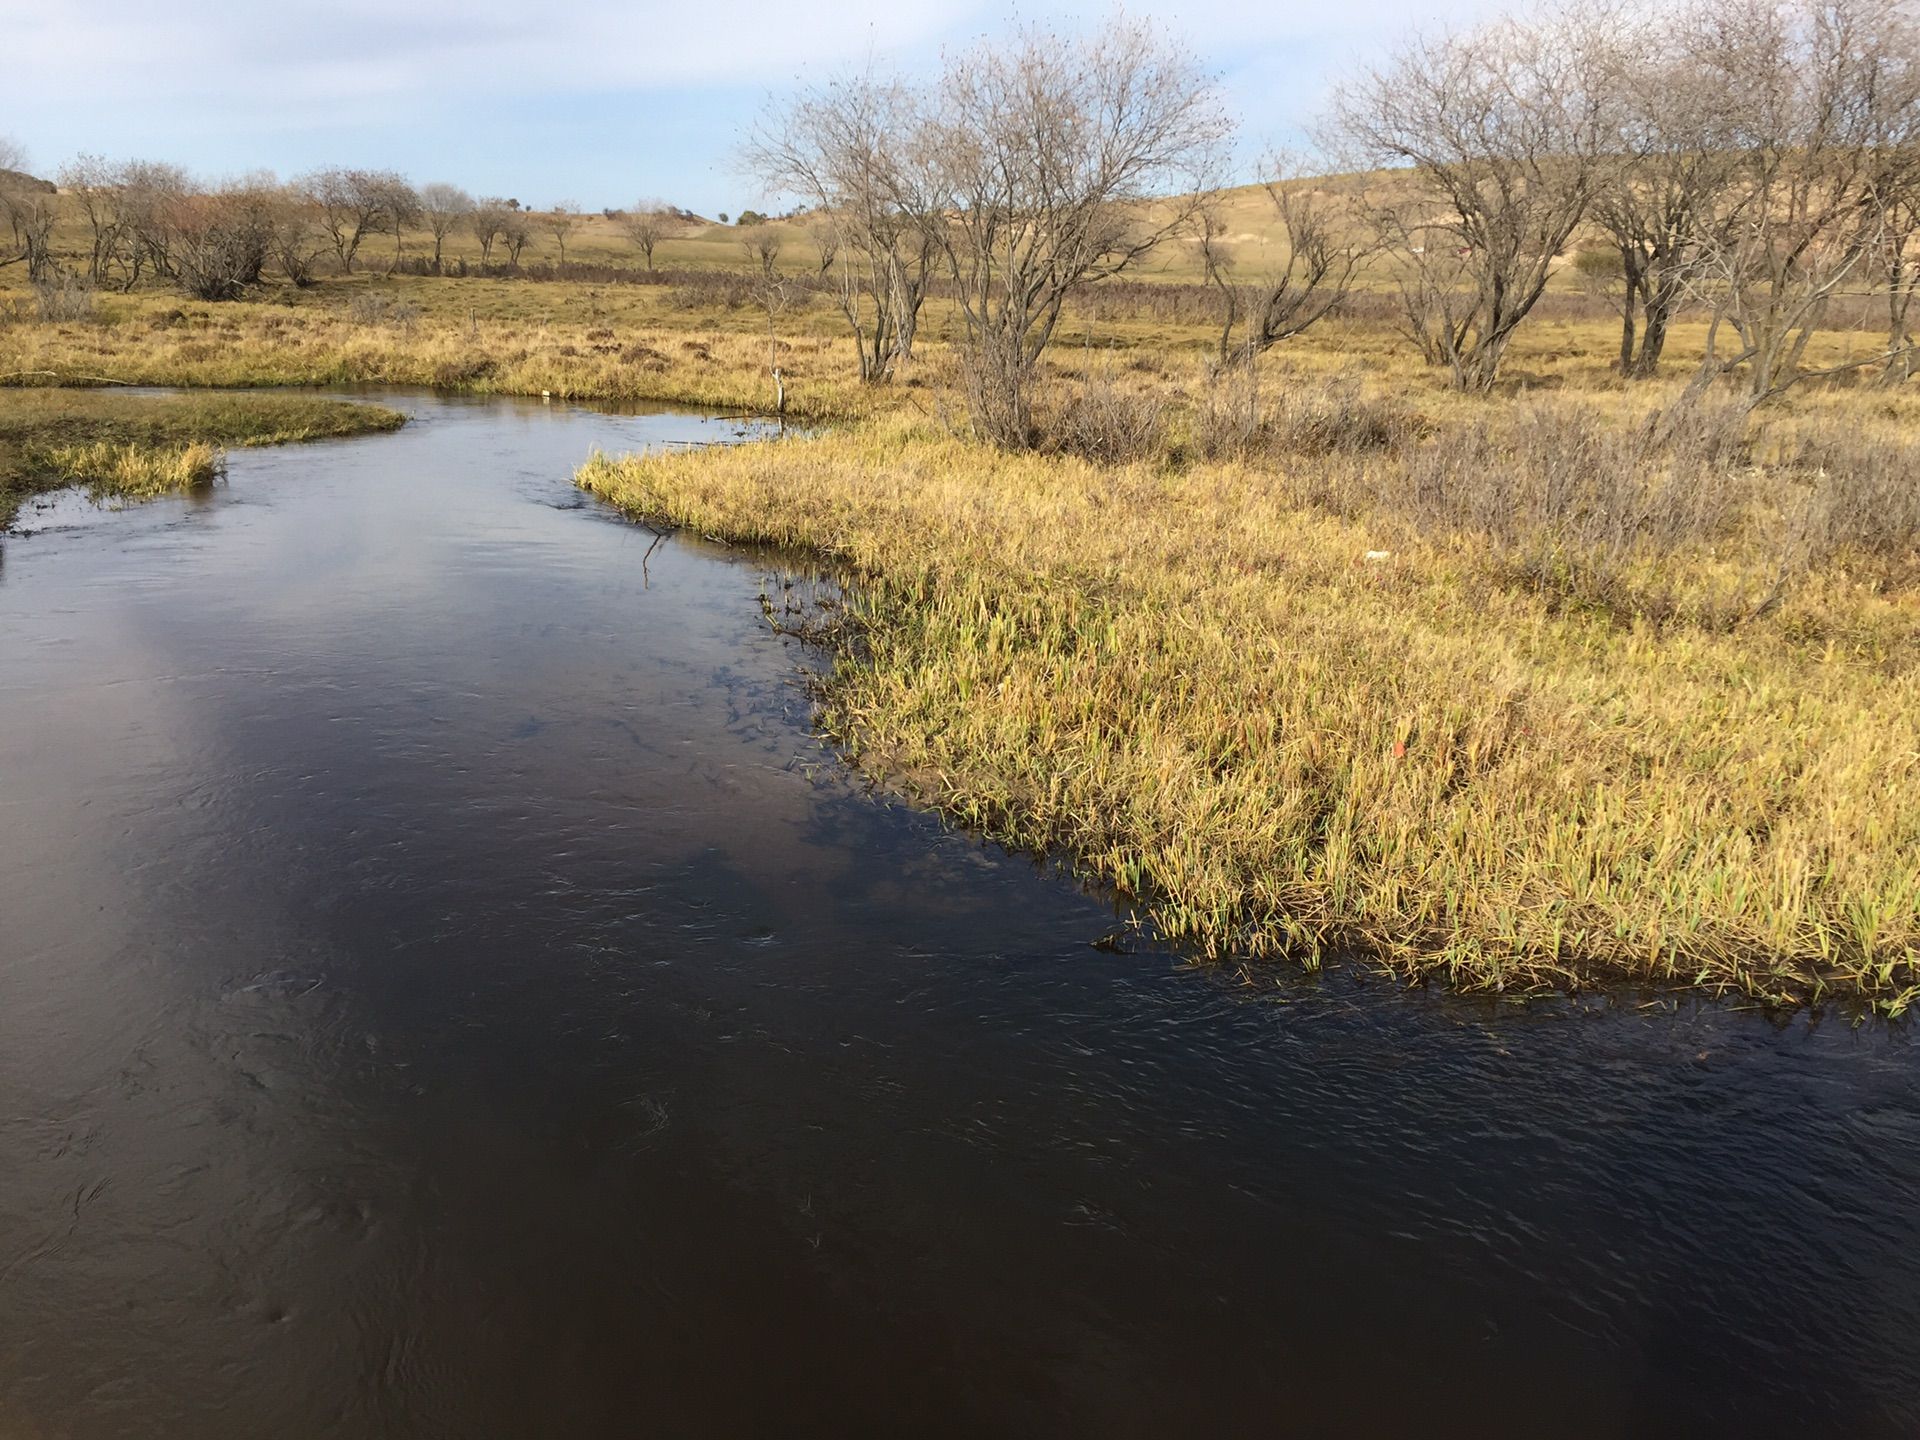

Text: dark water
xmin=1 ymin=393 xmax=1915 ymax=1439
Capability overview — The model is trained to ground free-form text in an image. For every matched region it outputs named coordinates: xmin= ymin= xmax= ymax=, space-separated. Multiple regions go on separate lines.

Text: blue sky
xmin=0 ymin=0 xmax=1495 ymax=215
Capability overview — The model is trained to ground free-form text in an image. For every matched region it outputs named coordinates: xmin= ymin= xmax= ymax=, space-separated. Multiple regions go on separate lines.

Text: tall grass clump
xmin=42 ymin=439 xmax=224 ymax=499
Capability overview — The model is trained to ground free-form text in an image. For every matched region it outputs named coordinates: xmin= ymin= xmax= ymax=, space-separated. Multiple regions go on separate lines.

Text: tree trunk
xmin=1632 ymin=303 xmax=1670 ymax=379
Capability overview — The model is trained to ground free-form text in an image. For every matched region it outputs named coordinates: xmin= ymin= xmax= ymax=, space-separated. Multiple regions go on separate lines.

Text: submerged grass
xmin=0 ymin=388 xmax=406 ymax=526
xmin=578 ymin=413 xmax=1920 ymax=1011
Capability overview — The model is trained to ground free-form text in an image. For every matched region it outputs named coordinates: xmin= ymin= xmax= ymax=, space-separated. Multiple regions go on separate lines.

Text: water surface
xmin=1 ymin=392 xmax=1915 ymax=1438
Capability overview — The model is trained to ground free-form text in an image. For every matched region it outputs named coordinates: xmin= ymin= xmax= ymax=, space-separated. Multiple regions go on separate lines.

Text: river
xmin=1 ymin=391 xmax=1915 ymax=1437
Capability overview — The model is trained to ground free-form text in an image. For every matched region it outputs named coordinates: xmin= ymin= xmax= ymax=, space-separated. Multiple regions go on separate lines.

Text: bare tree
xmin=301 ymin=167 xmax=418 ymax=272
xmin=0 ymin=145 xmax=61 ymax=283
xmin=168 ymin=179 xmax=276 ymax=300
xmin=740 ymin=224 xmax=782 ymax=278
xmin=501 ymin=211 xmax=532 ymax=266
xmin=1874 ymin=175 xmax=1920 ymax=383
xmin=1847 ymin=0 xmax=1920 ymax=385
xmin=620 ymin=200 xmax=679 ymax=271
xmin=1200 ymin=162 xmax=1368 ymax=368
xmin=808 ymin=218 xmax=840 ymax=274
xmin=1331 ymin=7 xmax=1616 ymax=391
xmin=1583 ymin=6 xmax=1759 ymax=378
xmin=1682 ymin=0 xmax=1920 ymax=402
xmin=58 ymin=155 xmax=129 ymax=285
xmin=268 ymin=186 xmax=329 ymax=286
xmin=546 ymin=201 xmax=580 ymax=266
xmin=418 ymin=182 xmax=473 ymax=270
xmin=747 ymin=71 xmax=940 ymax=383
xmin=469 ymin=196 xmax=510 ymax=265
xmin=917 ymin=18 xmax=1233 ymax=443
xmin=116 ymin=161 xmax=191 ymax=285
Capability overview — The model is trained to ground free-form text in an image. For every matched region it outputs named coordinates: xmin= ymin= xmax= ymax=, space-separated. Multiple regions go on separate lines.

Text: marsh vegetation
xmin=0 ymin=389 xmax=404 ymax=526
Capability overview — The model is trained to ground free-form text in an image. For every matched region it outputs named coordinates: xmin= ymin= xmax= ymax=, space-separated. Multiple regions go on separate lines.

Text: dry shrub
xmin=430 ymin=354 xmax=496 ymax=387
xmin=1266 ymin=398 xmax=1767 ymax=624
xmin=32 ymin=276 xmax=97 ymax=323
xmin=1395 ymin=401 xmax=1759 ymax=622
xmin=669 ymin=272 xmax=757 ymax=311
xmin=1773 ymin=424 xmax=1920 ymax=579
xmin=346 ymin=291 xmax=422 ymax=333
xmin=1403 ymin=401 xmax=1749 ymax=549
xmin=1035 ymin=362 xmax=1168 ymax=464
xmin=1194 ymin=370 xmax=1415 ymax=461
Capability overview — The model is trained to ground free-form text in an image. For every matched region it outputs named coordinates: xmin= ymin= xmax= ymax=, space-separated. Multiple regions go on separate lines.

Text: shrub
xmin=170 ymin=190 xmax=274 ymax=301
xmin=32 ymin=276 xmax=96 ymax=323
xmin=1782 ymin=425 xmax=1920 ymax=579
xmin=346 ymin=291 xmax=422 ymax=333
xmin=1193 ymin=370 xmax=1415 ymax=461
xmin=1035 ymin=361 xmax=1167 ymax=464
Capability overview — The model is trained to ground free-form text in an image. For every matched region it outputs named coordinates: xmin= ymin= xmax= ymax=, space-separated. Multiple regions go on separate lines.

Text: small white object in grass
xmin=541 ymin=390 xmax=552 ymax=401
xmin=1364 ymin=550 xmax=1392 ymax=563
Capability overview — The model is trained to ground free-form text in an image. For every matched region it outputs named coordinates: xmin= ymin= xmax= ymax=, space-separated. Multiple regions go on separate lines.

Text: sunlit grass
xmin=578 ymin=413 xmax=1920 ymax=1010
xmin=36 ymin=437 xmax=225 ymax=500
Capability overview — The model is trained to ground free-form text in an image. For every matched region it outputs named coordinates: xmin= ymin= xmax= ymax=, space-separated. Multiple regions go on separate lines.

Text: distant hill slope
xmin=0 ymin=168 xmax=56 ymax=194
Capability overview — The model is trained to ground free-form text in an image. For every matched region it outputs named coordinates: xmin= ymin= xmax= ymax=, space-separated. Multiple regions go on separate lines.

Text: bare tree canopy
xmin=1680 ymin=0 xmax=1920 ymax=400
xmin=1201 ymin=160 xmax=1371 ymax=369
xmin=750 ymin=17 xmax=1228 ymax=420
xmin=168 ymin=179 xmax=277 ymax=300
xmin=300 ymin=167 xmax=419 ymax=273
xmin=925 ymin=18 xmax=1233 ymax=441
xmin=546 ymin=201 xmax=580 ymax=266
xmin=1 ymin=138 xmax=60 ymax=282
xmin=620 ymin=200 xmax=681 ymax=272
xmin=747 ymin=71 xmax=938 ymax=383
xmin=1329 ymin=5 xmax=1618 ymax=392
xmin=418 ymin=183 xmax=474 ymax=269
xmin=469 ymin=196 xmax=511 ymax=265
xmin=501 ymin=211 xmax=532 ymax=266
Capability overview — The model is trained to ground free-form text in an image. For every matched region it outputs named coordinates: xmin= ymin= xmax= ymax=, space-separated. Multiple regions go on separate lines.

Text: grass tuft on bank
xmin=579 ymin=410 xmax=1920 ymax=1011
xmin=0 ymin=389 xmax=406 ymax=526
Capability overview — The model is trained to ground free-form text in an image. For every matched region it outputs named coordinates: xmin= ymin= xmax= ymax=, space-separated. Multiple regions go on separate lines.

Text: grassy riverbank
xmin=6 ymin=271 xmax=1917 ymax=1008
xmin=0 ymin=389 xmax=406 ymax=527
xmin=579 ymin=403 xmax=1920 ymax=1011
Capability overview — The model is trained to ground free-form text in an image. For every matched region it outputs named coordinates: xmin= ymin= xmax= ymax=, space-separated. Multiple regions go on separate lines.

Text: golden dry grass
xmin=578 ymin=406 xmax=1920 ymax=1011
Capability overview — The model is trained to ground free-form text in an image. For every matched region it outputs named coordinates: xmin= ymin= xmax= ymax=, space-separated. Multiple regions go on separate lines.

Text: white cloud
xmin=0 ymin=0 xmax=1499 ymax=208
xmin=4 ymin=0 xmax=957 ymax=106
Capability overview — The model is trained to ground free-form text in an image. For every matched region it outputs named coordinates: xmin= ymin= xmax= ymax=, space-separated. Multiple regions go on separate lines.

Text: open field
xmin=1 ymin=263 xmax=1905 ymax=411
xmin=0 ymin=387 xmax=405 ymax=526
